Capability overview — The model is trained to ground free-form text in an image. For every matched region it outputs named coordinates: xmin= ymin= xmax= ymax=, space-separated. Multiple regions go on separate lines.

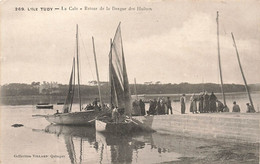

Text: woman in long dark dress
xmin=198 ymin=93 xmax=204 ymax=113
xmin=180 ymin=94 xmax=186 ymax=114
xmin=209 ymin=92 xmax=217 ymax=112
xmin=203 ymin=92 xmax=210 ymax=113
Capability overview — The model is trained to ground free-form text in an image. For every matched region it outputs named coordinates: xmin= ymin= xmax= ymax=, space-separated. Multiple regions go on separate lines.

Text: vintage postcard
xmin=1 ymin=0 xmax=259 ymax=163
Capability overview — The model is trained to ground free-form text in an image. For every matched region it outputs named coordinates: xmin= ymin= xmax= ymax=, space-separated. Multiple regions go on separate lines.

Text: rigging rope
xmin=78 ymin=29 xmax=95 ymax=82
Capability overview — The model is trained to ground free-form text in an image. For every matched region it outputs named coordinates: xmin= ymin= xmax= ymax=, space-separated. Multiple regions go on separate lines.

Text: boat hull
xmin=36 ymin=104 xmax=53 ymax=109
xmin=45 ymin=110 xmax=103 ymax=125
xmin=95 ymin=119 xmax=136 ymax=134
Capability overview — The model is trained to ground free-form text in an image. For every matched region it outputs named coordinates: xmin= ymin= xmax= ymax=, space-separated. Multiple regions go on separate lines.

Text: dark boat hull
xmin=36 ymin=104 xmax=53 ymax=109
xmin=45 ymin=110 xmax=104 ymax=125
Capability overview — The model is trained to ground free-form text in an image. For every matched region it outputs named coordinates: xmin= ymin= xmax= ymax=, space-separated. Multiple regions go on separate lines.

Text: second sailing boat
xmin=44 ymin=25 xmax=107 ymax=125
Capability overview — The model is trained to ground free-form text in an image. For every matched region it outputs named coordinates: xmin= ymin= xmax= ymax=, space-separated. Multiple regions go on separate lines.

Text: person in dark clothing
xmin=166 ymin=97 xmax=173 ymax=114
xmin=132 ymin=99 xmax=141 ymax=116
xmin=149 ymin=99 xmax=157 ymax=115
xmin=198 ymin=93 xmax=204 ymax=113
xmin=180 ymin=94 xmax=186 ymax=114
xmin=155 ymin=98 xmax=164 ymax=115
xmin=153 ymin=99 xmax=159 ymax=115
xmin=246 ymin=103 xmax=256 ymax=113
xmin=139 ymin=99 xmax=146 ymax=116
xmin=203 ymin=92 xmax=210 ymax=113
xmin=93 ymin=98 xmax=98 ymax=107
xmin=160 ymin=99 xmax=166 ymax=115
xmin=209 ymin=92 xmax=217 ymax=112
xmin=232 ymin=101 xmax=240 ymax=112
xmin=147 ymin=100 xmax=154 ymax=115
xmin=216 ymin=100 xmax=224 ymax=112
xmin=111 ymin=104 xmax=115 ymax=109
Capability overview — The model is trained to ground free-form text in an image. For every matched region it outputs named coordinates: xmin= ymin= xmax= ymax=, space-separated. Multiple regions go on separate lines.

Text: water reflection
xmin=43 ymin=124 xmax=181 ymax=164
xmin=45 ymin=125 xmax=96 ymax=163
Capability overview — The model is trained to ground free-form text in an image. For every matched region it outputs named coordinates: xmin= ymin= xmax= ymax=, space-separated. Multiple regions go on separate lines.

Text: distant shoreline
xmin=1 ymin=82 xmax=259 ymax=105
xmin=1 ymin=91 xmax=259 ymax=106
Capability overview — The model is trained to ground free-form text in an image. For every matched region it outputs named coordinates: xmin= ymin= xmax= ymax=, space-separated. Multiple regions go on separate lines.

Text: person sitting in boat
xmin=118 ymin=107 xmax=127 ymax=122
xmin=97 ymin=104 xmax=102 ymax=111
xmin=85 ymin=103 xmax=94 ymax=110
xmin=232 ymin=101 xmax=240 ymax=112
xmin=111 ymin=104 xmax=115 ymax=109
xmin=93 ymin=98 xmax=98 ymax=108
xmin=112 ymin=106 xmax=119 ymax=123
xmin=246 ymin=103 xmax=256 ymax=113
xmin=100 ymin=103 xmax=109 ymax=111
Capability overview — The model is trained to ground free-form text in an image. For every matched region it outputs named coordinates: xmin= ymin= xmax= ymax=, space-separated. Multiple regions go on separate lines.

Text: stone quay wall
xmin=133 ymin=113 xmax=260 ymax=143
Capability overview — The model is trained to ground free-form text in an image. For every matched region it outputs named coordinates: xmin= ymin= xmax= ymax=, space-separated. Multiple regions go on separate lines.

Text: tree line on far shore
xmin=1 ymin=82 xmax=260 ymax=97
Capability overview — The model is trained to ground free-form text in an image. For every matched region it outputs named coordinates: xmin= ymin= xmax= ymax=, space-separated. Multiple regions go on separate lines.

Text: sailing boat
xmin=95 ymin=23 xmax=138 ymax=134
xmin=44 ymin=25 xmax=107 ymax=125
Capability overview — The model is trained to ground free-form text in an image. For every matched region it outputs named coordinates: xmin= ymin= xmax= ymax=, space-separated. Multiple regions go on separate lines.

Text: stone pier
xmin=133 ymin=113 xmax=260 ymax=143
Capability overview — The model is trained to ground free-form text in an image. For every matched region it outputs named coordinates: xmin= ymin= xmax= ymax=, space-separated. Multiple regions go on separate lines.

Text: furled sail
xmin=62 ymin=58 xmax=75 ymax=113
xmin=110 ymin=23 xmax=131 ymax=115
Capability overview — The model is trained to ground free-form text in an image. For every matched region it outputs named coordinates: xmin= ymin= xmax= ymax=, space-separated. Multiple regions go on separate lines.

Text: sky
xmin=1 ymin=0 xmax=260 ymax=85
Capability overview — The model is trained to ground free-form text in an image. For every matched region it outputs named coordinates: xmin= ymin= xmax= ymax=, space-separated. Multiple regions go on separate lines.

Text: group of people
xmin=146 ymin=97 xmax=173 ymax=115
xmin=84 ymin=98 xmax=109 ymax=111
xmin=185 ymin=91 xmax=224 ymax=114
xmin=132 ymin=99 xmax=146 ymax=116
xmin=86 ymin=94 xmax=256 ymax=120
xmin=132 ymin=97 xmax=173 ymax=116
xmin=186 ymin=91 xmax=256 ymax=114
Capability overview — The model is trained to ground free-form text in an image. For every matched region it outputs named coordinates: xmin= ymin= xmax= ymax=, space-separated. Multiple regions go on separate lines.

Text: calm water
xmin=1 ymin=92 xmax=260 ymax=164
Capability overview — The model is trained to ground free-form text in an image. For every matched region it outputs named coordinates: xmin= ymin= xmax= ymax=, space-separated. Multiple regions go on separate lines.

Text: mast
xmin=231 ymin=32 xmax=255 ymax=111
xmin=76 ymin=24 xmax=82 ymax=111
xmin=216 ymin=11 xmax=227 ymax=107
xmin=79 ymin=139 xmax=83 ymax=163
xmin=134 ymin=78 xmax=138 ymax=100
xmin=92 ymin=37 xmax=103 ymax=106
xmin=70 ymin=58 xmax=76 ymax=111
xmin=109 ymin=38 xmax=113 ymax=108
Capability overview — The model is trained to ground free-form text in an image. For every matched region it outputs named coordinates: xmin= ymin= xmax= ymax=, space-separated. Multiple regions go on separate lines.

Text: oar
xmin=129 ymin=119 xmax=138 ymax=125
xmin=88 ymin=119 xmax=96 ymax=123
